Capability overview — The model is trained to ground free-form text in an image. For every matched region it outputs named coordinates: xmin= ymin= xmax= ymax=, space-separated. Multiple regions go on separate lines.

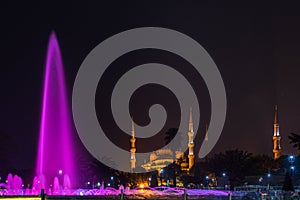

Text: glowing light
xmin=110 ymin=176 xmax=114 ymax=180
xmin=36 ymin=32 xmax=77 ymax=189
xmin=97 ymin=182 xmax=101 ymax=187
xmin=267 ymin=173 xmax=271 ymax=178
xmin=58 ymin=170 xmax=63 ymax=175
xmin=140 ymin=184 xmax=145 ymax=188
xmin=291 ymin=166 xmax=295 ymax=170
xmin=289 ymin=155 xmax=295 ymax=163
xmin=222 ymin=172 xmax=226 ymax=177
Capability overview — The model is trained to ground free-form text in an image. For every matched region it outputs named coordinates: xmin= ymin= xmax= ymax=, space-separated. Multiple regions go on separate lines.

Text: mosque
xmin=129 ymin=105 xmax=281 ymax=175
xmin=129 ymin=108 xmax=208 ymax=173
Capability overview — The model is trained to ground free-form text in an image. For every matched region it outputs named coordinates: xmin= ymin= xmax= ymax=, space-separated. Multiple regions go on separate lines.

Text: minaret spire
xmin=131 ymin=118 xmax=135 ymax=138
xmin=205 ymin=124 xmax=208 ymax=142
xmin=189 ymin=107 xmax=194 ymax=133
xmin=274 ymin=105 xmax=278 ymax=127
xmin=188 ymin=107 xmax=195 ymax=170
xmin=130 ymin=118 xmax=136 ymax=172
xmin=273 ymin=105 xmax=281 ymax=160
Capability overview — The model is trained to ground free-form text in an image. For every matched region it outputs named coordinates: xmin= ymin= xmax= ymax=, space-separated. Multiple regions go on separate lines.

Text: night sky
xmin=1 ymin=2 xmax=300 ymax=174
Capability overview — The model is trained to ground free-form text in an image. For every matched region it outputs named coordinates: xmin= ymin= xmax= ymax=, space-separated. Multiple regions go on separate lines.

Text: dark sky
xmin=1 ymin=2 xmax=300 ymax=173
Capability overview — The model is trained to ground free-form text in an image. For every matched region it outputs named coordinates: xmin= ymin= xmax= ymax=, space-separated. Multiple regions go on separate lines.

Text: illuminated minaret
xmin=188 ymin=108 xmax=195 ymax=169
xmin=273 ymin=105 xmax=281 ymax=160
xmin=204 ymin=124 xmax=209 ymax=156
xmin=205 ymin=124 xmax=209 ymax=142
xmin=130 ymin=119 xmax=136 ymax=172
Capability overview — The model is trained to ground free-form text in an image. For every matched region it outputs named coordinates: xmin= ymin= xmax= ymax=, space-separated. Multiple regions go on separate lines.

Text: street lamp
xmin=288 ymin=155 xmax=296 ymax=176
xmin=205 ymin=175 xmax=209 ymax=187
xmin=289 ymin=155 xmax=295 ymax=163
xmin=148 ymin=177 xmax=151 ymax=186
xmin=291 ymin=166 xmax=295 ymax=176
xmin=267 ymin=173 xmax=271 ymax=188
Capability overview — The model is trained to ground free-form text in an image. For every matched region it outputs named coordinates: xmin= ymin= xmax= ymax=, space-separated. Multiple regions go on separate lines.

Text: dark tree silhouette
xmin=289 ymin=133 xmax=300 ymax=150
xmin=164 ymin=128 xmax=179 ymax=161
xmin=150 ymin=172 xmax=158 ymax=187
xmin=282 ymin=171 xmax=294 ymax=192
xmin=248 ymin=155 xmax=279 ymax=175
xmin=179 ymin=173 xmax=203 ymax=188
xmin=208 ymin=149 xmax=252 ymax=186
xmin=162 ymin=162 xmax=181 ymax=187
xmin=164 ymin=128 xmax=178 ymax=144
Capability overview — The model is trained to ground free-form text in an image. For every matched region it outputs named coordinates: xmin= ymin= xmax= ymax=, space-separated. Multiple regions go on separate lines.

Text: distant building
xmin=130 ymin=108 xmax=197 ymax=173
xmin=130 ymin=119 xmax=136 ymax=172
xmin=273 ymin=105 xmax=281 ymax=160
xmin=140 ymin=149 xmax=183 ymax=172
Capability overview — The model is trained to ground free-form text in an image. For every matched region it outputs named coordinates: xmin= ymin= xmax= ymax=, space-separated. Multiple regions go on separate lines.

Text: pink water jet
xmin=36 ymin=32 xmax=76 ymax=190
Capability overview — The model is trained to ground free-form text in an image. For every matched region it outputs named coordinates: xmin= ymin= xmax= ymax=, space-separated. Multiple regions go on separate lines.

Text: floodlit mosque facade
xmin=130 ymin=108 xmax=206 ymax=173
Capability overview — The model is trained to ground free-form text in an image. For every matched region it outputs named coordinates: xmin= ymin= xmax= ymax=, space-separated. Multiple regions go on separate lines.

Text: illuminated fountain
xmin=0 ymin=32 xmax=241 ymax=199
xmin=35 ymin=32 xmax=77 ymax=191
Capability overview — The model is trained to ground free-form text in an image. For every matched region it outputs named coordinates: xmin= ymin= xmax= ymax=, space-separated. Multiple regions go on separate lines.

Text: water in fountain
xmin=63 ymin=174 xmax=71 ymax=195
xmin=63 ymin=174 xmax=71 ymax=190
xmin=12 ymin=175 xmax=23 ymax=191
xmin=6 ymin=173 xmax=13 ymax=190
xmin=35 ymin=32 xmax=77 ymax=190
xmin=32 ymin=176 xmax=39 ymax=194
xmin=53 ymin=177 xmax=60 ymax=195
xmin=2 ymin=174 xmax=23 ymax=195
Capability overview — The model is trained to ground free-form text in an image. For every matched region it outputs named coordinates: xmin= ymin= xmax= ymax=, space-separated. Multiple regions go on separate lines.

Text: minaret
xmin=273 ymin=105 xmax=281 ymax=160
xmin=205 ymin=124 xmax=209 ymax=142
xmin=204 ymin=124 xmax=209 ymax=156
xmin=188 ymin=108 xmax=195 ymax=169
xmin=130 ymin=119 xmax=136 ymax=172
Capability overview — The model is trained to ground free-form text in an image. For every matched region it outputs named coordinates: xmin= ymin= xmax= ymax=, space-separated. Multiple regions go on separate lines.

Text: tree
xmin=162 ymin=162 xmax=181 ymax=187
xmin=248 ymin=155 xmax=278 ymax=175
xmin=179 ymin=174 xmax=192 ymax=188
xmin=164 ymin=128 xmax=179 ymax=161
xmin=282 ymin=171 xmax=294 ymax=192
xmin=150 ymin=172 xmax=158 ymax=187
xmin=289 ymin=133 xmax=300 ymax=150
xmin=207 ymin=149 xmax=252 ymax=187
